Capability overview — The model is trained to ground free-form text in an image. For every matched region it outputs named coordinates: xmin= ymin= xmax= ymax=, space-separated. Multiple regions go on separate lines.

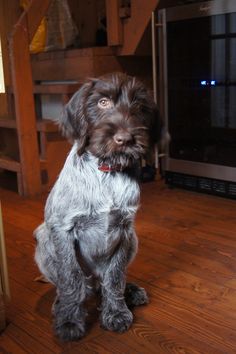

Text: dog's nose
xmin=114 ymin=131 xmax=132 ymax=145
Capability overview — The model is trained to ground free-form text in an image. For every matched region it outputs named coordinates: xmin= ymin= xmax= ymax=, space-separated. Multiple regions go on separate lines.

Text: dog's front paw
xmin=53 ymin=299 xmax=86 ymax=341
xmin=100 ymin=307 xmax=133 ymax=333
xmin=125 ymin=283 xmax=149 ymax=307
xmin=54 ymin=319 xmax=86 ymax=341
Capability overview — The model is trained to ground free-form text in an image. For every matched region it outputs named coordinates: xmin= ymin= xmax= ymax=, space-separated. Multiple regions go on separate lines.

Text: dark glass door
xmin=167 ymin=12 xmax=236 ymax=167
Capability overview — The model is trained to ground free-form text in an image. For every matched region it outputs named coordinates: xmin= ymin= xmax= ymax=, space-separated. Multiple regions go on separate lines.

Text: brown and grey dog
xmin=34 ymin=72 xmax=162 ymax=341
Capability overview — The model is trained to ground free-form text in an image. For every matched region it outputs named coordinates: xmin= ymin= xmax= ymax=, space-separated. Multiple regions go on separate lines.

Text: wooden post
xmin=0 ymin=202 xmax=9 ymax=333
xmin=0 ymin=293 xmax=5 ymax=333
xmin=106 ymin=0 xmax=123 ymax=46
xmin=9 ymin=16 xmax=42 ymax=196
xmin=0 ymin=202 xmax=10 ymax=300
xmin=8 ymin=0 xmax=51 ymax=196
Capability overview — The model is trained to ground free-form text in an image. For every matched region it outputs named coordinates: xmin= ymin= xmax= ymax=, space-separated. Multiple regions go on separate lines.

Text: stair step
xmin=0 ymin=155 xmax=47 ymax=173
xmin=36 ymin=119 xmax=59 ymax=132
xmin=0 ymin=118 xmax=60 ymax=133
xmin=7 ymin=82 xmax=81 ymax=95
xmin=31 ymin=47 xmax=122 ymax=81
xmin=0 ymin=156 xmax=20 ymax=172
xmin=33 ymin=82 xmax=81 ymax=94
xmin=0 ymin=119 xmax=16 ymax=129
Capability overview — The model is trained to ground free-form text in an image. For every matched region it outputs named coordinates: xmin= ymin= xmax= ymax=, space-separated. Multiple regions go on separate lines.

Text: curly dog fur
xmin=34 ymin=72 xmax=161 ymax=341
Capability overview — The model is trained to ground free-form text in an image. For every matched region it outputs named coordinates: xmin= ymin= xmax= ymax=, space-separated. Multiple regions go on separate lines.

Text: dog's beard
xmin=87 ymin=128 xmax=149 ymax=168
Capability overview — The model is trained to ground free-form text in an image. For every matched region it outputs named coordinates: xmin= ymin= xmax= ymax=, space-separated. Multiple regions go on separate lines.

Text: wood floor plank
xmin=5 ymin=322 xmax=54 ymax=354
xmin=138 ymin=237 xmax=235 ymax=285
xmin=130 ymin=280 xmax=236 ymax=353
xmin=0 ymin=334 xmax=29 ymax=354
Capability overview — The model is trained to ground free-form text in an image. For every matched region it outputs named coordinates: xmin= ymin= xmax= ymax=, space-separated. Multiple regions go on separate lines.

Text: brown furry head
xmin=61 ymin=72 xmax=162 ymax=167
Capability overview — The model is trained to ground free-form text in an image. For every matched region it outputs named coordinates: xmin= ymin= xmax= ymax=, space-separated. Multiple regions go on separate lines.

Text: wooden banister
xmin=9 ymin=0 xmax=51 ymax=196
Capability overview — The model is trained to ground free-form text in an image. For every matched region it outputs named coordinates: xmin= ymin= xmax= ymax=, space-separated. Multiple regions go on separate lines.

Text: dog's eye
xmin=98 ymin=98 xmax=113 ymax=109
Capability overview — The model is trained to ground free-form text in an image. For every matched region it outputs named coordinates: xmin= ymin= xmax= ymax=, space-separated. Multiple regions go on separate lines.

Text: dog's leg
xmin=34 ymin=223 xmax=87 ymax=341
xmin=99 ymin=244 xmax=133 ymax=333
xmin=124 ymin=231 xmax=149 ymax=307
xmin=125 ymin=283 xmax=149 ymax=307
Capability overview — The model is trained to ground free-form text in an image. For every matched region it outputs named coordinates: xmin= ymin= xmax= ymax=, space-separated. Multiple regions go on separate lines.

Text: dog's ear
xmin=60 ymin=81 xmax=93 ymax=155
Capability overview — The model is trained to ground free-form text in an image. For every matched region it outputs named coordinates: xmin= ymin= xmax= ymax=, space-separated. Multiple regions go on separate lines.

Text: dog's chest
xmin=47 ymin=152 xmax=140 ymax=260
xmin=102 ymin=172 xmax=140 ymax=211
xmin=76 ymin=171 xmax=139 ymax=261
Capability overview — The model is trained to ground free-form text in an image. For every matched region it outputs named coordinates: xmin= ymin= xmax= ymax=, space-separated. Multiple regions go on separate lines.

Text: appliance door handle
xmin=151 ymin=10 xmax=168 ymax=170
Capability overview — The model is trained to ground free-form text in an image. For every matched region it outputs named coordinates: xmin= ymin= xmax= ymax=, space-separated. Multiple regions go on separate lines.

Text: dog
xmin=34 ymin=72 xmax=162 ymax=341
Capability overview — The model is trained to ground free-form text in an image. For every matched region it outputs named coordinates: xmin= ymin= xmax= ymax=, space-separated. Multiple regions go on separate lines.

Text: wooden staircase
xmin=106 ymin=0 xmax=160 ymax=55
xmin=0 ymin=81 xmax=82 ymax=194
xmin=0 ymin=0 xmax=160 ymax=196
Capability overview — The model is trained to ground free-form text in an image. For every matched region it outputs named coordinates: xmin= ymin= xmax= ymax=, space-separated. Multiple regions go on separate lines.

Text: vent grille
xmin=229 ymin=183 xmax=236 ymax=197
xmin=199 ymin=178 xmax=211 ymax=191
xmin=165 ymin=171 xmax=236 ymax=200
xmin=212 ymin=180 xmax=226 ymax=194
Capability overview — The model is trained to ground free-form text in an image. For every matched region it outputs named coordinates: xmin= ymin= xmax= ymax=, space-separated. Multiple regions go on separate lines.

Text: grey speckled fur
xmin=34 ymin=73 xmax=161 ymax=341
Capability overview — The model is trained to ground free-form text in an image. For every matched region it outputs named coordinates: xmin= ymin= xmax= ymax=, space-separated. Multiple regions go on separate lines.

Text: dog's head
xmin=61 ymin=72 xmax=162 ymax=167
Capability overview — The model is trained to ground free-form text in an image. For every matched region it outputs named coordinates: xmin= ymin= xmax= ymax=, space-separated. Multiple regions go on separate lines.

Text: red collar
xmin=98 ymin=163 xmax=124 ymax=173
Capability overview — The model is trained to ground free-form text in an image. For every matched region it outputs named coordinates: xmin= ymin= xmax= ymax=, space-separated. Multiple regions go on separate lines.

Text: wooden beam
xmin=118 ymin=0 xmax=160 ymax=55
xmin=25 ymin=0 xmax=51 ymax=42
xmin=9 ymin=15 xmax=42 ymax=196
xmin=106 ymin=0 xmax=123 ymax=46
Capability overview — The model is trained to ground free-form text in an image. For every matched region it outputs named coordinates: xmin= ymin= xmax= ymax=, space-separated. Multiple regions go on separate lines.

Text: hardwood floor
xmin=0 ymin=180 xmax=236 ymax=353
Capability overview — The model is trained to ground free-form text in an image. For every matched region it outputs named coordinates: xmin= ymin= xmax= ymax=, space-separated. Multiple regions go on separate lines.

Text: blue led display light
xmin=200 ymin=80 xmax=216 ymax=86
